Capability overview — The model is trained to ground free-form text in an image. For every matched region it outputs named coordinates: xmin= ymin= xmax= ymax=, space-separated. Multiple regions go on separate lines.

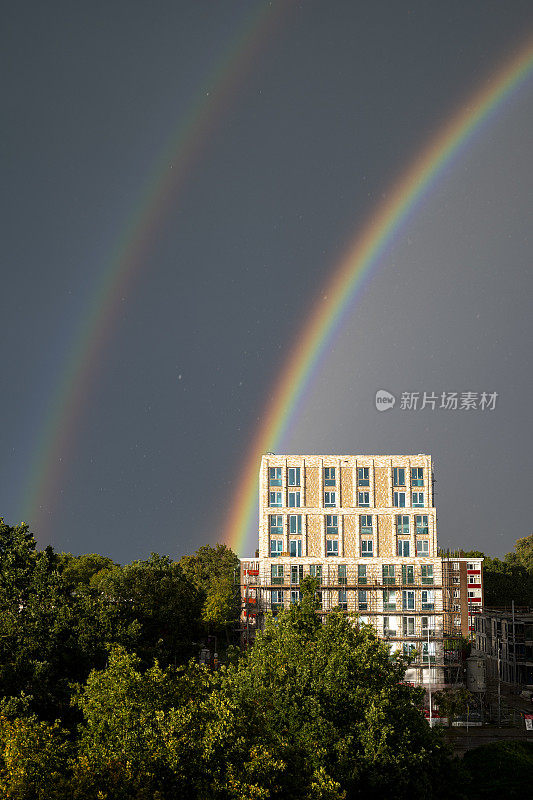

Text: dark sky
xmin=2 ymin=1 xmax=532 ymax=562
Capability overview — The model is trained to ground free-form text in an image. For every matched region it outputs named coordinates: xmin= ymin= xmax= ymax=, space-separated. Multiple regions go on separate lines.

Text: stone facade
xmin=242 ymin=454 xmax=446 ymax=686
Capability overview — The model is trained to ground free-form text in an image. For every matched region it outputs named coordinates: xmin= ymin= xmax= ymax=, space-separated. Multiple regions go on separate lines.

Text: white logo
xmin=375 ymin=390 xmax=396 ymax=411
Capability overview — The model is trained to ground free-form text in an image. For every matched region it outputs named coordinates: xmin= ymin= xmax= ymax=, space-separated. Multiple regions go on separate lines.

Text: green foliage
xmin=93 ymin=554 xmax=202 ymax=667
xmin=58 ymin=553 xmax=116 ymax=587
xmin=462 ymin=741 xmax=533 ymax=799
xmin=433 ymin=687 xmax=472 ymax=727
xmin=180 ymin=544 xmax=240 ymax=640
xmin=0 ymin=714 xmax=72 ymax=799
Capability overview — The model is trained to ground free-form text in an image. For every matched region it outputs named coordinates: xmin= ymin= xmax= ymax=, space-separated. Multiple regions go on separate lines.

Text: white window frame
xmin=326 ymin=539 xmax=339 ymax=557
xmin=269 ymin=491 xmax=282 ymax=507
xmin=288 ymin=491 xmax=301 ymax=508
xmin=287 ymin=467 xmax=301 ymax=486
xmin=393 ymin=491 xmax=406 ymax=507
xmin=358 ymin=491 xmax=370 ymax=507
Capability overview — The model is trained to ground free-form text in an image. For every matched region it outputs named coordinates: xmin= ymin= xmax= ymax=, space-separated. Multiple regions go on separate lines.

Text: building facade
xmin=474 ymin=609 xmax=533 ymax=687
xmin=241 ymin=454 xmax=445 ymax=685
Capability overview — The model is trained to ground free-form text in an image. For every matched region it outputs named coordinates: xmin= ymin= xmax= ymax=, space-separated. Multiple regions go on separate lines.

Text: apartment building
xmin=241 ymin=454 xmax=445 ymax=685
xmin=474 ymin=609 xmax=533 ymax=687
xmin=442 ymin=556 xmax=484 ymax=639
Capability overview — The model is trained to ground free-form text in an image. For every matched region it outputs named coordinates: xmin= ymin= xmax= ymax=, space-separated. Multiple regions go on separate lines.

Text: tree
xmin=505 ymin=534 xmax=533 ymax=573
xmin=93 ymin=553 xmax=202 ymax=667
xmin=180 ymin=544 xmax=240 ymax=644
xmin=433 ymin=687 xmax=473 ymax=727
xmin=58 ymin=553 xmax=116 ymax=588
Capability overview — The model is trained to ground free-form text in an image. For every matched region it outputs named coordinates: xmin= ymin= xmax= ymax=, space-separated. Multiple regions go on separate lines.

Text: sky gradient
xmin=2 ymin=1 xmax=533 ymax=561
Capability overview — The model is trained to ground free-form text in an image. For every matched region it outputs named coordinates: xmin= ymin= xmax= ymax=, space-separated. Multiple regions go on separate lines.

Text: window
xmin=454 ymin=615 xmax=461 ymax=627
xmin=271 ymin=564 xmax=284 ymax=585
xmin=403 ymin=590 xmax=415 ymax=610
xmin=453 ymin=589 xmax=460 ymax=598
xmin=358 ymin=467 xmax=370 ymax=486
xmin=291 ymin=564 xmax=303 ymax=584
xmin=271 ymin=589 xmax=283 ymax=608
xmin=324 ymin=467 xmax=336 ymax=486
xmin=288 ymin=491 xmax=301 ymax=508
xmin=468 ymin=575 xmax=478 ymax=584
xmin=383 ymin=616 xmax=397 ymax=636
xmin=383 ymin=590 xmax=396 ymax=610
xmin=338 ymin=564 xmax=347 ymax=585
xmin=467 ymin=562 xmax=476 ymax=571
xmin=288 ymin=467 xmax=300 ymax=486
xmin=416 ymin=539 xmax=429 ymax=556
xmin=411 ymin=467 xmax=424 ymax=487
xmin=289 ymin=514 xmax=302 ymax=535
xmin=421 ymin=616 xmax=435 ymax=634
xmin=361 ymin=539 xmax=373 ymax=557
xmin=415 ymin=515 xmax=429 ymax=535
xmin=309 ymin=564 xmax=322 ymax=583
xmin=403 ymin=617 xmax=416 ymax=636
xmin=324 ymin=491 xmax=336 ymax=507
xmin=412 ymin=492 xmax=424 ymax=507
xmin=289 ymin=539 xmax=302 ymax=557
xmin=360 ymin=515 xmax=373 ymax=534
xmin=396 ymin=515 xmax=409 ymax=535
xmin=397 ymin=539 xmax=410 ymax=557
xmin=402 ymin=564 xmax=414 ymax=584
xmin=382 ymin=564 xmax=395 ymax=585
xmin=290 ymin=589 xmax=300 ymax=604
xmin=269 ymin=467 xmax=282 ymax=486
xmin=269 ymin=491 xmax=282 ymax=507
xmin=421 ymin=641 xmax=436 ymax=664
xmin=358 ymin=564 xmax=367 ymax=584
xmin=358 ymin=590 xmax=368 ymax=610
xmin=338 ymin=589 xmax=347 ymax=610
xmin=393 ymin=467 xmax=405 ymax=486
xmin=421 ymin=565 xmax=434 ymax=585
xmin=403 ymin=642 xmax=416 ymax=657
xmin=452 ymin=562 xmax=460 ymax=570
xmin=326 ymin=539 xmax=339 ymax=557
xmin=270 ymin=539 xmax=282 ymax=557
xmin=452 ymin=604 xmax=461 ymax=612
xmin=270 ymin=514 xmax=283 ymax=534
xmin=393 ymin=491 xmax=406 ymax=507
xmin=421 ymin=590 xmax=434 ymax=610
xmin=326 ymin=515 xmax=338 ymax=535
xmin=467 ymin=590 xmax=475 ymax=598
xmin=358 ymin=492 xmax=370 ymax=507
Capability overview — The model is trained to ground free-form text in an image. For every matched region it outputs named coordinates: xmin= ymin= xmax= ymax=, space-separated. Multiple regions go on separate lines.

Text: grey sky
xmin=2 ymin=1 xmax=532 ymax=561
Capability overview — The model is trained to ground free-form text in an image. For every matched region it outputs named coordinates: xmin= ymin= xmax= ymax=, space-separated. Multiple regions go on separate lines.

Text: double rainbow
xmin=225 ymin=35 xmax=533 ymax=556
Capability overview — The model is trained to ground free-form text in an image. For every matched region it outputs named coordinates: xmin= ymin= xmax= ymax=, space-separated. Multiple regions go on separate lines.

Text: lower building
xmin=474 ymin=608 xmax=533 ymax=687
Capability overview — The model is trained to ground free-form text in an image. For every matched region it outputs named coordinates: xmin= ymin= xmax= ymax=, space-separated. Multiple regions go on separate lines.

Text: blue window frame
xmin=361 ymin=539 xmax=373 ymax=557
xmin=270 ymin=515 xmax=283 ymax=535
xmin=324 ymin=491 xmax=336 ymax=507
xmin=326 ymin=514 xmax=338 ymax=535
xmin=415 ymin=514 xmax=429 ymax=535
xmin=324 ymin=467 xmax=336 ymax=486
xmin=393 ymin=491 xmax=406 ymax=508
xmin=289 ymin=514 xmax=301 ymax=534
xmin=396 ymin=515 xmax=409 ymax=535
xmin=393 ymin=467 xmax=405 ymax=486
xmin=269 ymin=492 xmax=282 ymax=507
xmin=360 ymin=515 xmax=372 ymax=535
xmin=397 ymin=539 xmax=410 ymax=557
xmin=288 ymin=491 xmax=300 ymax=508
xmin=417 ymin=539 xmax=429 ymax=556
xmin=326 ymin=539 xmax=339 ymax=556
xmin=288 ymin=467 xmax=300 ymax=486
xmin=289 ymin=539 xmax=302 ymax=557
xmin=270 ymin=539 xmax=282 ymax=557
xmin=358 ymin=467 xmax=370 ymax=486
xmin=411 ymin=467 xmax=424 ymax=487
xmin=412 ymin=492 xmax=424 ymax=508
xmin=269 ymin=467 xmax=282 ymax=486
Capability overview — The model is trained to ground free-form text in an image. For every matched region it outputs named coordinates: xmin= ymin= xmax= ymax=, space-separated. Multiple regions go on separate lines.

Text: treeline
xmin=461 ymin=534 xmax=533 ymax=607
xmin=0 ymin=517 xmax=531 ymax=798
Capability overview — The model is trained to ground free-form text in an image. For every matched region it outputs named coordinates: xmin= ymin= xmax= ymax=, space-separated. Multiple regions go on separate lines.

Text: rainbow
xmin=225 ymin=35 xmax=533 ymax=556
xmin=20 ymin=1 xmax=290 ymax=540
